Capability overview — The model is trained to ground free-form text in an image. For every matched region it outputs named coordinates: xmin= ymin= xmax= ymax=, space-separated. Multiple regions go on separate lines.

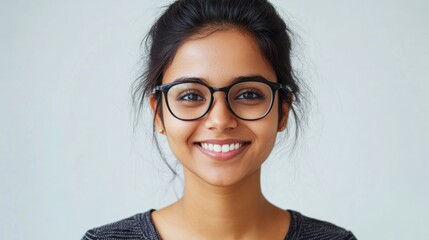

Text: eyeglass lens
xmin=166 ymin=81 xmax=273 ymax=120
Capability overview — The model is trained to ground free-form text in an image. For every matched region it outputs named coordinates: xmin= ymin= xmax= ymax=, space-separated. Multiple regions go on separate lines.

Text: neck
xmin=177 ymin=168 xmax=273 ymax=238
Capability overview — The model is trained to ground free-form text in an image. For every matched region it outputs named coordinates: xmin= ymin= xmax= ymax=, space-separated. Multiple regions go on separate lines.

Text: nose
xmin=204 ymin=92 xmax=238 ymax=132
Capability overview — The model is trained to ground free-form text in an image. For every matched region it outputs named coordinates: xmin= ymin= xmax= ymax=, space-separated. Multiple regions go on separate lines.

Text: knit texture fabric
xmin=82 ymin=210 xmax=356 ymax=240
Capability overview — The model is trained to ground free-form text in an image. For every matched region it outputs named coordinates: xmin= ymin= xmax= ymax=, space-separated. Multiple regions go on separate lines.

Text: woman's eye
xmin=178 ymin=92 xmax=205 ymax=101
xmin=236 ymin=91 xmax=264 ymax=100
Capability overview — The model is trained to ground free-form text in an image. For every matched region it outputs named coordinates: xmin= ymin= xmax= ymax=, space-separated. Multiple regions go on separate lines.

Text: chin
xmin=195 ymin=169 xmax=257 ymax=188
xmin=204 ymin=177 xmax=242 ymax=187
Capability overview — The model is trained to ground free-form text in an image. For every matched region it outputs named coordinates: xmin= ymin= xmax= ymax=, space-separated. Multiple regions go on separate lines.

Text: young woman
xmin=82 ymin=0 xmax=356 ymax=239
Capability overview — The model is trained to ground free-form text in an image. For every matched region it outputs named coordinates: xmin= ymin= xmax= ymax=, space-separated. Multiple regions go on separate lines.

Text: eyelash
xmin=235 ymin=88 xmax=265 ymax=100
xmin=177 ymin=90 xmax=205 ymax=101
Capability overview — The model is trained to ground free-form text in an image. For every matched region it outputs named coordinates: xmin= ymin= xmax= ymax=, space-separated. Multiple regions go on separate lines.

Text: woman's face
xmin=152 ymin=28 xmax=289 ymax=187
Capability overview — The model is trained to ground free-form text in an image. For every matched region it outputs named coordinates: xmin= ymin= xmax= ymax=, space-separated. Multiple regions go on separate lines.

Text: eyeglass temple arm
xmin=152 ymin=85 xmax=164 ymax=94
xmin=280 ymin=84 xmax=293 ymax=93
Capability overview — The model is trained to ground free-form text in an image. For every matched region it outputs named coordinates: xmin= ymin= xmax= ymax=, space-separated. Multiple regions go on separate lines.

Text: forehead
xmin=162 ymin=28 xmax=277 ymax=86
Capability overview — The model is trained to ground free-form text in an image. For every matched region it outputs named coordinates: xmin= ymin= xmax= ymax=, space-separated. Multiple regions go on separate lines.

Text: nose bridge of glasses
xmin=210 ymin=85 xmax=229 ymax=93
xmin=209 ymin=88 xmax=227 ymax=105
xmin=206 ymin=86 xmax=234 ymax=114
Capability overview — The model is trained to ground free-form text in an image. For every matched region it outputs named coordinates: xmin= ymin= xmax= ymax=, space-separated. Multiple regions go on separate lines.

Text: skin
xmin=150 ymin=28 xmax=291 ymax=240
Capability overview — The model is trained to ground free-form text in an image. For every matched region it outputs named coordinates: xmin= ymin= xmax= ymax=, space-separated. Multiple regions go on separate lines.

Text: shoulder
xmin=81 ymin=210 xmax=160 ymax=240
xmin=286 ymin=210 xmax=357 ymax=240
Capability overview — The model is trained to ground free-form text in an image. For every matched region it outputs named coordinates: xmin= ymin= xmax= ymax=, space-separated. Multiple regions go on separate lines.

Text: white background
xmin=1 ymin=0 xmax=428 ymax=239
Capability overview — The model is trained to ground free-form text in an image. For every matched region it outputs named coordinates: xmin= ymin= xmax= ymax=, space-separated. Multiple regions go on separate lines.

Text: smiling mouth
xmin=197 ymin=142 xmax=250 ymax=153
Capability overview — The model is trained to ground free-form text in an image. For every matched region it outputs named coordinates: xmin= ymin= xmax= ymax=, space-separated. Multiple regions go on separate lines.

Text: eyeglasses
xmin=154 ymin=77 xmax=291 ymax=121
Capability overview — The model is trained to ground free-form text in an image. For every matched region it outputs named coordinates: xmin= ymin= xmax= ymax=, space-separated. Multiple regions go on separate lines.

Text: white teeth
xmin=222 ymin=145 xmax=229 ymax=153
xmin=200 ymin=142 xmax=245 ymax=152
xmin=213 ymin=144 xmax=221 ymax=152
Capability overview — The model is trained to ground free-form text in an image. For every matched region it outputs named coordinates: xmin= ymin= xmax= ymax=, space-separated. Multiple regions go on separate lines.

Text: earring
xmin=279 ymin=126 xmax=286 ymax=132
xmin=158 ymin=129 xmax=165 ymax=134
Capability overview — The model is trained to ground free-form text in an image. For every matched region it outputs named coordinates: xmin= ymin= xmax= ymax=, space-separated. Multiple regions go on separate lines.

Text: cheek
xmin=252 ymin=118 xmax=278 ymax=148
xmin=251 ymin=101 xmax=280 ymax=155
xmin=161 ymin=97 xmax=191 ymax=137
xmin=260 ymin=98 xmax=281 ymax=132
xmin=161 ymin=105 xmax=198 ymax=156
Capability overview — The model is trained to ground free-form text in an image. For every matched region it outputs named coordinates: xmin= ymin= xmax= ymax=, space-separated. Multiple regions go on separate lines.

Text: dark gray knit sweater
xmin=82 ymin=210 xmax=356 ymax=240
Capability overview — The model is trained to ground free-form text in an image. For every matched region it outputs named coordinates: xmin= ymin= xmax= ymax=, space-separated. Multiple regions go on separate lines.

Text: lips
xmin=195 ymin=140 xmax=250 ymax=161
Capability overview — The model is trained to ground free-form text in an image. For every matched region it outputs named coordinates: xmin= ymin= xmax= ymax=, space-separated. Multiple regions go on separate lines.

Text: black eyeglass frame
xmin=153 ymin=78 xmax=292 ymax=121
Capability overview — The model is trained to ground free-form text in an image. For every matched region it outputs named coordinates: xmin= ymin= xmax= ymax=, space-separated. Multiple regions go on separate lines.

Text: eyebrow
xmin=171 ymin=75 xmax=271 ymax=85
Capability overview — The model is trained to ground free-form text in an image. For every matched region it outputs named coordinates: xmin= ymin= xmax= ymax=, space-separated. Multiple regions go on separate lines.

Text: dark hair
xmin=132 ymin=0 xmax=307 ymax=176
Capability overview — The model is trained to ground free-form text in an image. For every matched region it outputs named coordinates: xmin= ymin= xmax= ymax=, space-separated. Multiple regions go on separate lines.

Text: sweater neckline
xmin=141 ymin=209 xmax=299 ymax=240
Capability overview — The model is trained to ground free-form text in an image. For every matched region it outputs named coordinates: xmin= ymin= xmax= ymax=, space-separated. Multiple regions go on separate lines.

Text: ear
xmin=278 ymin=101 xmax=290 ymax=132
xmin=149 ymin=95 xmax=165 ymax=133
